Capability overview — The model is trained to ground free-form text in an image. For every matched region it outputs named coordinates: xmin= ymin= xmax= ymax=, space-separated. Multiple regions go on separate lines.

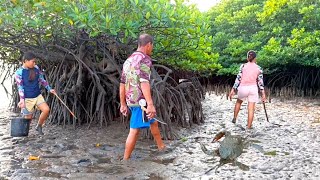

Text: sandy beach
xmin=0 ymin=91 xmax=319 ymax=179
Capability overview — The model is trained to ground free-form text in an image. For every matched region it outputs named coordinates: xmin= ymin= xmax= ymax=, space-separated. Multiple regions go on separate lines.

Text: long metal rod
xmin=54 ymin=93 xmax=77 ymax=119
xmin=140 ymin=106 xmax=167 ymax=125
xmin=262 ymin=101 xmax=282 ymax=126
xmin=262 ymin=101 xmax=269 ymax=122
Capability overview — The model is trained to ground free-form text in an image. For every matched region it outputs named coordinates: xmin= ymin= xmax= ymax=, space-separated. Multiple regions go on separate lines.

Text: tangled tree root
xmin=3 ymin=31 xmax=204 ymax=140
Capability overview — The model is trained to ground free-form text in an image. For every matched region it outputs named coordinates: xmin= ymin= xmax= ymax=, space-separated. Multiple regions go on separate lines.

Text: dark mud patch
xmin=97 ymin=157 xmax=112 ymax=164
xmin=36 ymin=171 xmax=63 ymax=178
xmin=149 ymin=173 xmax=165 ymax=180
xmin=151 ymin=156 xmax=176 ymax=165
xmin=103 ymin=165 xmax=126 ymax=175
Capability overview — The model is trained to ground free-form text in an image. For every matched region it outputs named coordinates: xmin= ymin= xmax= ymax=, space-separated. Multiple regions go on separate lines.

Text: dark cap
xmin=247 ymin=50 xmax=256 ymax=59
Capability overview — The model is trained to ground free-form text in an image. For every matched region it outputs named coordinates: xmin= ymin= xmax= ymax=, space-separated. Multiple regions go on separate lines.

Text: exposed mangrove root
xmin=201 ymin=66 xmax=320 ymax=100
xmin=0 ymin=31 xmax=204 ymax=140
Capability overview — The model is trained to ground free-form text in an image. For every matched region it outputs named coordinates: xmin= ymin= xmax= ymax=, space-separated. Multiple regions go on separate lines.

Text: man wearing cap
xmin=228 ymin=50 xmax=266 ymax=129
xmin=119 ymin=33 xmax=166 ymax=160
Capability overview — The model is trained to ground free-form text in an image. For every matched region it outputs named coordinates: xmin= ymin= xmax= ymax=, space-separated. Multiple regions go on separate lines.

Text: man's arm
xmin=14 ymin=69 xmax=26 ymax=108
xmin=141 ymin=82 xmax=154 ymax=106
xmin=229 ymin=64 xmax=244 ymax=100
xmin=257 ymin=67 xmax=264 ymax=91
xmin=36 ymin=65 xmax=52 ymax=91
xmin=139 ymin=57 xmax=156 ymax=119
xmin=141 ymin=82 xmax=156 ymax=119
xmin=257 ymin=66 xmax=266 ymax=102
xmin=14 ymin=69 xmax=25 ymax=101
xmin=119 ymin=83 xmax=126 ymax=106
xmin=232 ymin=64 xmax=244 ymax=90
xmin=119 ymin=76 xmax=128 ymax=116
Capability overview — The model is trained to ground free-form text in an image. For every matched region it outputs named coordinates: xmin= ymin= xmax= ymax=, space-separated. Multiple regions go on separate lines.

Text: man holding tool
xmin=119 ymin=33 xmax=166 ymax=160
xmin=14 ymin=51 xmax=56 ymax=135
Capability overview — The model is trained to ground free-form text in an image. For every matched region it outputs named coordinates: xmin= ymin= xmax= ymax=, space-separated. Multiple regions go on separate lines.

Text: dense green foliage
xmin=0 ymin=0 xmax=318 ymax=75
xmin=0 ymin=0 xmax=220 ymax=73
xmin=208 ymin=0 xmax=319 ymax=75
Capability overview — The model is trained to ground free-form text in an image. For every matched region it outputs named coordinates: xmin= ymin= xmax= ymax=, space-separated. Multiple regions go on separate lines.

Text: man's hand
xmin=50 ymin=89 xmax=56 ymax=94
xmin=120 ymin=104 xmax=128 ymax=116
xmin=261 ymin=93 xmax=266 ymax=103
xmin=146 ymin=104 xmax=156 ymax=119
xmin=228 ymin=89 xmax=235 ymax=101
xmin=18 ymin=99 xmax=25 ymax=108
xmin=260 ymin=90 xmax=266 ymax=102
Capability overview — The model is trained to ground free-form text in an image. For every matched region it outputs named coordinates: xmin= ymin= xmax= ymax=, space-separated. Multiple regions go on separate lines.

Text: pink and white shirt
xmin=232 ymin=62 xmax=264 ymax=90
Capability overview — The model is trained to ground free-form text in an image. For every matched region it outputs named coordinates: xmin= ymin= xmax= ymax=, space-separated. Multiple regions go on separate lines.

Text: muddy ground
xmin=0 ymin=93 xmax=319 ymax=180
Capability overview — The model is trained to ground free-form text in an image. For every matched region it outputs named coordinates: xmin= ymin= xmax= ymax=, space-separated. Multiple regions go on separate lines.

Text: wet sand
xmin=0 ymin=93 xmax=320 ymax=179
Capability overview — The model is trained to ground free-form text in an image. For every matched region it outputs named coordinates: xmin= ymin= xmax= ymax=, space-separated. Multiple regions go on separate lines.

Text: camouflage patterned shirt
xmin=120 ymin=51 xmax=152 ymax=106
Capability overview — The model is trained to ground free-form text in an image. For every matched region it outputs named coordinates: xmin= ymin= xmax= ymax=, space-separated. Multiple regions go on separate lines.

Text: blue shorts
xmin=129 ymin=107 xmax=155 ymax=129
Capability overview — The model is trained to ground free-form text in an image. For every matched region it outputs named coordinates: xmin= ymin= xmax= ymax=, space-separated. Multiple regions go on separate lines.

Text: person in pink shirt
xmin=228 ymin=50 xmax=266 ymax=129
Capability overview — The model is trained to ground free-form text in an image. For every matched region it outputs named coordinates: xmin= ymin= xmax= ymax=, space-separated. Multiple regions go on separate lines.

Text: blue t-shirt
xmin=14 ymin=65 xmax=51 ymax=99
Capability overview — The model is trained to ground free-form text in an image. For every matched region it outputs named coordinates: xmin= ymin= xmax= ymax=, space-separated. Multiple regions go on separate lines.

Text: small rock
xmin=258 ymin=165 xmax=270 ymax=171
xmin=77 ymin=159 xmax=92 ymax=166
xmin=273 ymin=164 xmax=285 ymax=171
xmin=13 ymin=169 xmax=29 ymax=174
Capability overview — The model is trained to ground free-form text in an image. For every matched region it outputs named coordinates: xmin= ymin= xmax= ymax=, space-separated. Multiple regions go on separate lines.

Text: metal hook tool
xmin=138 ymin=99 xmax=167 ymax=125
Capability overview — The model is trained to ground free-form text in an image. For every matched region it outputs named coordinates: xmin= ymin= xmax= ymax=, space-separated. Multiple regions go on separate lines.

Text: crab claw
xmin=212 ymin=131 xmax=226 ymax=143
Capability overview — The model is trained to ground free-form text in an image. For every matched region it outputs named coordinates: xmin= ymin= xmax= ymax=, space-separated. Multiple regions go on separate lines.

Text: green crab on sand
xmin=200 ymin=131 xmax=255 ymax=173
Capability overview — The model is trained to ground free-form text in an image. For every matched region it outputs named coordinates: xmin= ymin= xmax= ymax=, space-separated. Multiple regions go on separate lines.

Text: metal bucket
xmin=10 ymin=118 xmax=31 ymax=137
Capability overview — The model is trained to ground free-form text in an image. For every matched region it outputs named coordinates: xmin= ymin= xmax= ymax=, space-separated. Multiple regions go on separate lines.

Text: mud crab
xmin=200 ymin=131 xmax=252 ymax=173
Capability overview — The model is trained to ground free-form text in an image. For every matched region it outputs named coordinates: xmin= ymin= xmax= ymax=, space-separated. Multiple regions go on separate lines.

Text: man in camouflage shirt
xmin=120 ymin=34 xmax=165 ymax=160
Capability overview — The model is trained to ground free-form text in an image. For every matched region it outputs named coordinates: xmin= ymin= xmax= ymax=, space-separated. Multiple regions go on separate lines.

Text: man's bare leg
xmin=150 ymin=121 xmax=165 ymax=150
xmin=233 ymin=99 xmax=243 ymax=122
xmin=247 ymin=102 xmax=255 ymax=128
xmin=123 ymin=128 xmax=140 ymax=160
xmin=24 ymin=114 xmax=33 ymax=119
xmin=37 ymin=102 xmax=50 ymax=126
